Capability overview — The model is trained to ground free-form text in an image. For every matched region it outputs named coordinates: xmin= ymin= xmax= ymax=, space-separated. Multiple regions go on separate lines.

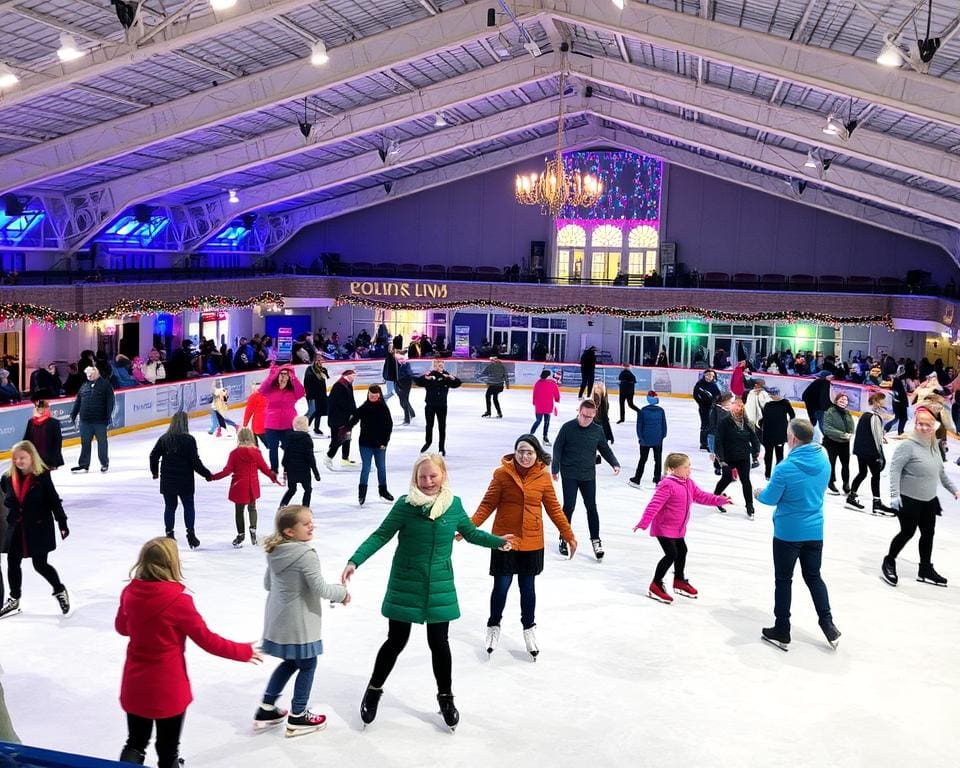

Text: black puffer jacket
xmin=349 ymin=400 xmax=393 ymax=448
xmin=326 ymin=378 xmax=357 ymax=429
xmin=70 ymin=379 xmax=115 ymax=424
xmin=149 ymin=433 xmax=211 ymax=495
xmin=281 ymin=431 xmax=320 ymax=480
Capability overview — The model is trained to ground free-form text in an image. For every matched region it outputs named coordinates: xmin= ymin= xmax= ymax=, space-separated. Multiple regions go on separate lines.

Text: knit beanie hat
xmin=646 ymin=391 xmax=659 ymax=405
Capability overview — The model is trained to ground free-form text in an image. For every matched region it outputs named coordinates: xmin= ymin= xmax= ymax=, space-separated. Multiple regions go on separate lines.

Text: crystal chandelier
xmin=514 ymin=68 xmax=602 ymax=217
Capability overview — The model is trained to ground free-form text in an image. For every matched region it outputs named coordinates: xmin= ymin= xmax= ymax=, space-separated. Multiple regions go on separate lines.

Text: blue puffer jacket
xmin=756 ymin=443 xmax=831 ymax=541
xmin=635 ymin=404 xmax=667 ymax=446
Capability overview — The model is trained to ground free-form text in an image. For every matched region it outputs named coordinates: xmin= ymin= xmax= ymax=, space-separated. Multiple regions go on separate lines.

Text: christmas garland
xmin=0 ymin=291 xmax=285 ymax=329
xmin=335 ymin=295 xmax=894 ymax=328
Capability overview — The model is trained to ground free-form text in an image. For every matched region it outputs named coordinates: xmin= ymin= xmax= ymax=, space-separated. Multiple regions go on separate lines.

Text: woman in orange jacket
xmin=243 ymin=381 xmax=267 ymax=448
xmin=470 ymin=434 xmax=577 ymax=660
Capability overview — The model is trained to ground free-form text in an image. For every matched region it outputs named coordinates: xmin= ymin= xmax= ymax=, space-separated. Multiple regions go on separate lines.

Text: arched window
xmin=590 ymin=224 xmax=624 ymax=282
xmin=628 ymin=225 xmax=659 ymax=276
xmin=555 ymin=224 xmax=586 ymax=282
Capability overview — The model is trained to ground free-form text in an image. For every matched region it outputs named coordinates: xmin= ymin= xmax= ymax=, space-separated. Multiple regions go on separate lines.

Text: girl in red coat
xmin=243 ymin=381 xmax=267 ymax=447
xmin=116 ymin=537 xmax=261 ymax=766
xmin=209 ymin=427 xmax=279 ymax=548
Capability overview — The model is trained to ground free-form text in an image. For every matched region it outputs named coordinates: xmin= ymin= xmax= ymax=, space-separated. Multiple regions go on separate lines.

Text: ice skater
xmin=304 ymin=359 xmax=329 ymax=436
xmin=149 ymin=412 xmax=212 ymax=548
xmin=341 ymin=454 xmax=512 ymax=730
xmin=470 ymin=434 xmax=576 ymax=658
xmin=530 ymin=369 xmax=560 ymax=444
xmin=759 ymin=387 xmax=794 ymax=480
xmin=254 ymin=506 xmax=350 ymax=738
xmin=116 ymin=537 xmax=260 ymax=766
xmin=209 ymin=427 xmax=279 ymax=548
xmin=591 ymin=382 xmax=614 ymax=451
xmin=551 ymin=400 xmax=620 ymax=560
xmin=415 ymin=359 xmax=461 ymax=456
xmin=208 ymin=379 xmax=238 ymax=437
xmin=348 ymin=384 xmax=394 ymax=506
xmin=633 ymin=453 xmax=730 ymax=603
xmin=628 ymin=391 xmax=667 ymax=489
xmin=0 ymin=441 xmax=70 ymax=620
xmin=480 ymin=355 xmax=509 ymax=418
xmin=881 ymin=406 xmax=959 ymax=588
xmin=823 ymin=392 xmax=855 ymax=495
xmin=242 ymin=380 xmax=267 ymax=448
xmin=324 ymin=369 xmax=358 ymax=469
xmin=69 ymin=364 xmax=115 ymax=473
xmin=692 ymin=370 xmax=720 ymax=450
xmin=616 ymin=362 xmax=640 ymax=423
xmin=278 ymin=417 xmax=320 ymax=509
xmin=846 ymin=392 xmax=892 ymax=515
xmin=754 ymin=419 xmax=841 ymax=651
xmin=22 ymin=396 xmax=63 ymax=470
xmin=260 ymin=364 xmax=305 ymax=474
xmin=713 ymin=398 xmax=760 ymax=519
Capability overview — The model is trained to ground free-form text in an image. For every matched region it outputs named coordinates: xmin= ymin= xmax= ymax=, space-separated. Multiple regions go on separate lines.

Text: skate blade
xmin=285 ymin=724 xmax=326 ymax=738
xmin=253 ymin=719 xmax=285 ymax=731
xmin=647 ymin=592 xmax=673 ymax=605
xmin=761 ymin=635 xmax=789 ymax=652
xmin=916 ymin=577 xmax=948 ymax=587
xmin=828 ymin=639 xmax=840 ymax=650
xmin=673 ymin=590 xmax=698 ymax=599
xmin=0 ymin=609 xmax=22 ymax=620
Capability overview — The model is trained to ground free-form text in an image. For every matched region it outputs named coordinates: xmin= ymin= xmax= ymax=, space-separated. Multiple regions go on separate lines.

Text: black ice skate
xmin=185 ymin=530 xmax=200 ymax=549
xmin=118 ymin=745 xmax=145 ymax=764
xmin=881 ymin=556 xmax=898 ymax=586
xmin=285 ymin=710 xmax=327 ymax=737
xmin=54 ymin=587 xmax=70 ymax=616
xmin=917 ymin=563 xmax=948 ymax=587
xmin=820 ymin=620 xmax=841 ymax=650
xmin=591 ymin=538 xmax=605 ymax=560
xmin=360 ymin=686 xmax=383 ymax=727
xmin=0 ymin=597 xmax=21 ymax=620
xmin=253 ymin=704 xmax=288 ymax=731
xmin=232 ymin=534 xmax=245 ymax=548
xmin=379 ymin=485 xmax=394 ymax=502
xmin=437 ymin=694 xmax=459 ymax=732
xmin=558 ymin=538 xmax=568 ymax=557
xmin=872 ymin=499 xmax=895 ymax=516
xmin=844 ymin=494 xmax=864 ymax=511
xmin=761 ymin=626 xmax=791 ymax=652
xmin=249 ymin=528 xmax=257 ymax=546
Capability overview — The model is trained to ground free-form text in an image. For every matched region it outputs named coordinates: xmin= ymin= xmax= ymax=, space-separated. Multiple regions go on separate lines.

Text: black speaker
xmin=2 ymin=195 xmax=24 ymax=217
xmin=133 ymin=204 xmax=153 ymax=224
xmin=241 ymin=213 xmax=256 ymax=230
xmin=487 ymin=8 xmax=496 ymax=26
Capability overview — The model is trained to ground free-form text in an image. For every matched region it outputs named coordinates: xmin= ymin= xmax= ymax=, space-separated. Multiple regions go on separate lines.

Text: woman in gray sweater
xmin=882 ymin=406 xmax=959 ymax=587
xmin=253 ymin=506 xmax=350 ymax=738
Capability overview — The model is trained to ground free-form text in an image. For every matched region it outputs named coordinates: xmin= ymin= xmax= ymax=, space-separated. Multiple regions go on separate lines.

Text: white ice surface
xmin=3 ymin=387 xmax=959 ymax=768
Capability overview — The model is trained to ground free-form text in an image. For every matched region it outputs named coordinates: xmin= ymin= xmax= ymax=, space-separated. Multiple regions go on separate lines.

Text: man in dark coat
xmin=325 ymin=370 xmax=358 ymax=468
xmin=713 ymin=399 xmax=761 ymax=518
xmin=578 ymin=346 xmax=597 ymax=399
xmin=415 ymin=359 xmax=461 ymax=455
xmin=69 ymin=366 xmax=115 ymax=473
xmin=801 ymin=372 xmax=833 ymax=432
xmin=382 ymin=349 xmax=398 ymax=403
xmin=693 ymin=369 xmax=721 ymax=449
xmin=395 ymin=353 xmax=415 ymax=425
xmin=617 ymin=362 xmax=640 ymax=423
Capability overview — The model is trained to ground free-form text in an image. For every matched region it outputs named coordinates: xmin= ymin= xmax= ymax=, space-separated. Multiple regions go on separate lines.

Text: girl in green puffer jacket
xmin=341 ymin=453 xmax=514 ymax=731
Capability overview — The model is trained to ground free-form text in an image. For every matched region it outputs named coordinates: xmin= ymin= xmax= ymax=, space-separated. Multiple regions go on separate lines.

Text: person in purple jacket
xmin=633 ymin=453 xmax=730 ymax=604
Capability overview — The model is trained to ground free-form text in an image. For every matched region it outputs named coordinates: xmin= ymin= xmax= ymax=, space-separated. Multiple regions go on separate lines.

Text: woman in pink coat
xmin=530 ymin=370 xmax=561 ymax=445
xmin=730 ymin=360 xmax=748 ymax=399
xmin=633 ymin=452 xmax=730 ymax=604
xmin=259 ymin=364 xmax=305 ymax=473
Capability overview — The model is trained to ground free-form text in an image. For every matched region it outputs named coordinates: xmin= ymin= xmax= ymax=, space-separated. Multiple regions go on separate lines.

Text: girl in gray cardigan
xmin=254 ymin=506 xmax=350 ymax=738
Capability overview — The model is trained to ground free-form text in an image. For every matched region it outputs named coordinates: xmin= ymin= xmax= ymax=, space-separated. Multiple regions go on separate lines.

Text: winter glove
xmin=60 ymin=525 xmax=70 ymax=539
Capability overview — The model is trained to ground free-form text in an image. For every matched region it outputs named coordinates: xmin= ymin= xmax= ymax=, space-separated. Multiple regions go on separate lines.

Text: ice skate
xmin=285 ymin=710 xmax=327 ymax=737
xmin=0 ymin=597 xmax=21 ymax=619
xmin=648 ymin=581 xmax=673 ymax=604
xmin=232 ymin=533 xmax=245 ymax=548
xmin=761 ymin=626 xmax=790 ymax=651
xmin=881 ymin=556 xmax=898 ymax=586
xmin=523 ymin=627 xmax=539 ymax=659
xmin=917 ymin=563 xmax=948 ymax=587
xmin=323 ymin=455 xmax=334 ymax=471
xmin=360 ymin=686 xmax=383 ymax=727
xmin=628 ymin=477 xmax=643 ymax=490
xmin=485 ymin=625 xmax=500 ymax=654
xmin=253 ymin=704 xmax=288 ymax=731
xmin=437 ymin=694 xmax=459 ymax=731
xmin=248 ymin=528 xmax=257 ymax=546
xmin=673 ymin=578 xmax=698 ymax=599
xmin=118 ymin=746 xmax=146 ymax=764
xmin=378 ymin=486 xmax=394 ymax=502
xmin=341 ymin=458 xmax=359 ymax=468
xmin=820 ymin=620 xmax=842 ymax=650
xmin=827 ymin=482 xmax=841 ymax=495
xmin=845 ymin=494 xmax=864 ymax=511
xmin=54 ymin=587 xmax=71 ymax=616
xmin=185 ymin=530 xmax=200 ymax=550
xmin=358 ymin=484 xmax=367 ymax=506
xmin=542 ymin=437 xmax=550 ymax=445
xmin=872 ymin=498 xmax=895 ymax=516
xmin=746 ymin=507 xmax=755 ymax=520
xmin=591 ymin=538 xmax=605 ymax=560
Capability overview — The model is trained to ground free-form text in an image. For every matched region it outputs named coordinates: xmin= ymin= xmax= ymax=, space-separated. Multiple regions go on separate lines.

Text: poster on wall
xmin=277 ymin=327 xmax=294 ymax=362
xmin=453 ymin=326 xmax=471 ymax=358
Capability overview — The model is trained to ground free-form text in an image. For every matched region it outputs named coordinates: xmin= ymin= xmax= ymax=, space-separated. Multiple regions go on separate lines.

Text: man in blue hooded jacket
xmin=754 ymin=418 xmax=841 ymax=650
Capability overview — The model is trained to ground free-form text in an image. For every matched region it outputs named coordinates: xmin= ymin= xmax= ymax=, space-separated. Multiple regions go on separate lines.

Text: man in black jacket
xmin=415 ymin=359 xmax=461 ymax=455
xmin=713 ymin=399 xmax=761 ymax=518
xmin=578 ymin=346 xmax=597 ymax=399
xmin=382 ymin=349 xmax=398 ymax=403
xmin=801 ymin=372 xmax=833 ymax=432
xmin=395 ymin=353 xmax=415 ymax=425
xmin=70 ymin=366 xmax=115 ymax=472
xmin=324 ymin=370 xmax=358 ymax=469
xmin=551 ymin=400 xmax=620 ymax=560
xmin=616 ymin=362 xmax=640 ymax=423
xmin=692 ymin=369 xmax=721 ymax=449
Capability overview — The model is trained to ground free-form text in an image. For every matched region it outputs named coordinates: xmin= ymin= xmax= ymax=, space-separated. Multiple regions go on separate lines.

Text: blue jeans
xmin=210 ymin=410 xmax=238 ymax=432
xmin=263 ymin=429 xmax=289 ymax=473
xmin=383 ymin=380 xmax=395 ymax=401
xmin=162 ymin=492 xmax=196 ymax=533
xmin=772 ymin=537 xmax=832 ymax=632
xmin=359 ymin=445 xmax=387 ymax=486
xmin=488 ymin=574 xmax=537 ymax=629
xmin=263 ymin=657 xmax=317 ymax=714
xmin=530 ymin=413 xmax=551 ymax=438
xmin=78 ymin=421 xmax=109 ymax=468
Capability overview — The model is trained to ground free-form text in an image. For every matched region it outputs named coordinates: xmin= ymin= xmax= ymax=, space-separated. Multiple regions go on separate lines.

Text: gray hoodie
xmin=263 ymin=541 xmax=347 ymax=648
xmin=890 ymin=434 xmax=957 ymax=505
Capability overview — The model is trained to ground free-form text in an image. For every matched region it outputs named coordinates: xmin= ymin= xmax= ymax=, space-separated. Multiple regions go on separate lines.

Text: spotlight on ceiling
xmin=803 ymin=149 xmax=831 ymax=179
xmin=876 ymin=36 xmax=905 ymax=67
xmin=387 ymin=139 xmax=401 ymax=157
xmin=228 ymin=189 xmax=240 ymax=204
xmin=310 ymin=40 xmax=329 ymax=66
xmin=803 ymin=149 xmax=819 ymax=169
xmin=433 ymin=112 xmax=448 ymax=128
xmin=0 ymin=63 xmax=19 ymax=90
xmin=57 ymin=33 xmax=85 ymax=62
xmin=209 ymin=0 xmax=237 ymax=9
xmin=822 ymin=113 xmax=857 ymax=142
xmin=611 ymin=0 xmax=625 ymax=9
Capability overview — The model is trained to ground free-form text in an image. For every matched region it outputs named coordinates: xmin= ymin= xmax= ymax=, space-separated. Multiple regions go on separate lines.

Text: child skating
xmin=209 ymin=428 xmax=279 ymax=548
xmin=633 ymin=453 xmax=730 ymax=603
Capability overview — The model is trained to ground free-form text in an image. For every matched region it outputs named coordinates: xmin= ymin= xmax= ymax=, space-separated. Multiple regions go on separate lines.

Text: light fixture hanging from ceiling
xmin=228 ymin=189 xmax=240 ymax=204
xmin=514 ymin=48 xmax=602 ymax=217
xmin=876 ymin=36 xmax=905 ymax=67
xmin=803 ymin=149 xmax=831 ymax=179
xmin=310 ymin=40 xmax=329 ymax=66
xmin=57 ymin=33 xmax=85 ymax=62
xmin=209 ymin=0 xmax=237 ymax=9
xmin=433 ymin=112 xmax=448 ymax=128
xmin=0 ymin=63 xmax=18 ymax=90
xmin=611 ymin=0 xmax=625 ymax=9
xmin=822 ymin=99 xmax=858 ymax=142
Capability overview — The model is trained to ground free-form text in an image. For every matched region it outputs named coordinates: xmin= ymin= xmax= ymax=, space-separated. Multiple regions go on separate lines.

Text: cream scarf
xmin=406 ymin=482 xmax=454 ymax=520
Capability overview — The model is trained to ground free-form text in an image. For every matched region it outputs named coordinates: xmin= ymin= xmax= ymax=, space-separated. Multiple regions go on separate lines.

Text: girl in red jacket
xmin=115 ymin=537 xmax=261 ymax=766
xmin=209 ymin=427 xmax=279 ymax=548
xmin=633 ymin=453 xmax=730 ymax=604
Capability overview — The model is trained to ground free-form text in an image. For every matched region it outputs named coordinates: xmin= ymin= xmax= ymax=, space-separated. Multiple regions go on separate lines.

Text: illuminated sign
xmin=349 ymin=281 xmax=449 ymax=298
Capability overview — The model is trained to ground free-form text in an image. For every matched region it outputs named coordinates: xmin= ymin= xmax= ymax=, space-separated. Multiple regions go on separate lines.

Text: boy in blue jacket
xmin=629 ymin=391 xmax=667 ymax=489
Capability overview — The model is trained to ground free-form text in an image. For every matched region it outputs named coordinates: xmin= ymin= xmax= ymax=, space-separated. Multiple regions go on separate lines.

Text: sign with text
xmin=277 ymin=326 xmax=294 ymax=362
xmin=453 ymin=325 xmax=471 ymax=358
xmin=349 ymin=281 xmax=449 ymax=298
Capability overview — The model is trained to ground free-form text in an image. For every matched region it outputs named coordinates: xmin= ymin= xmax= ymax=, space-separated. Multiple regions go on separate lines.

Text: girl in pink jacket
xmin=530 ymin=370 xmax=561 ymax=445
xmin=633 ymin=453 xmax=730 ymax=604
xmin=259 ymin=364 xmax=306 ymax=473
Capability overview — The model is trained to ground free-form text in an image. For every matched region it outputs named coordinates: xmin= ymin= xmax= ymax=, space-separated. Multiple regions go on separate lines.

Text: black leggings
xmin=654 ymin=536 xmax=688 ymax=583
xmin=762 ymin=442 xmax=785 ymax=478
xmin=124 ymin=712 xmax=184 ymax=768
xmin=7 ymin=546 xmax=63 ymax=600
xmin=850 ymin=457 xmax=882 ymax=498
xmin=234 ymin=502 xmax=258 ymax=534
xmin=823 ymin=439 xmax=850 ymax=487
xmin=369 ymin=620 xmax=452 ymax=695
xmin=484 ymin=385 xmax=503 ymax=416
xmin=280 ymin=474 xmax=313 ymax=507
xmin=714 ymin=458 xmax=754 ymax=511
xmin=633 ymin=444 xmax=663 ymax=482
xmin=888 ymin=496 xmax=938 ymax=565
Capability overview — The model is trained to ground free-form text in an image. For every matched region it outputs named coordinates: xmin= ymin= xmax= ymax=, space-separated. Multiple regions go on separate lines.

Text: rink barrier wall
xmin=0 ymin=362 xmax=892 ymax=458
xmin=0 ymin=742 xmax=123 ymax=767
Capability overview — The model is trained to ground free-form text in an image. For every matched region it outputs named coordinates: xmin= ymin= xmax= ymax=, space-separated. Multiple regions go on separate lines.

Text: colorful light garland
xmin=0 ymin=291 xmax=285 ymax=329
xmin=335 ymin=295 xmax=894 ymax=328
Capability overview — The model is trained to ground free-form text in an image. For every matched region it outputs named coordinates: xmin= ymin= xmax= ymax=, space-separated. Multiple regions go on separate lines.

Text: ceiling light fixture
xmin=612 ymin=0 xmax=625 ymax=9
xmin=803 ymin=149 xmax=819 ymax=169
xmin=803 ymin=149 xmax=831 ymax=179
xmin=310 ymin=40 xmax=329 ymax=66
xmin=433 ymin=112 xmax=448 ymax=128
xmin=57 ymin=33 xmax=85 ymax=62
xmin=822 ymin=109 xmax=857 ymax=142
xmin=876 ymin=36 xmax=905 ymax=67
xmin=210 ymin=0 xmax=237 ymax=8
xmin=0 ymin=63 xmax=18 ymax=90
xmin=228 ymin=189 xmax=239 ymax=204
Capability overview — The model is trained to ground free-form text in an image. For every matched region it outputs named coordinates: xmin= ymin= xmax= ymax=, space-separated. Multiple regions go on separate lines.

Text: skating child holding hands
xmin=253 ymin=506 xmax=349 ymax=738
xmin=209 ymin=427 xmax=279 ymax=548
xmin=634 ymin=453 xmax=730 ymax=604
